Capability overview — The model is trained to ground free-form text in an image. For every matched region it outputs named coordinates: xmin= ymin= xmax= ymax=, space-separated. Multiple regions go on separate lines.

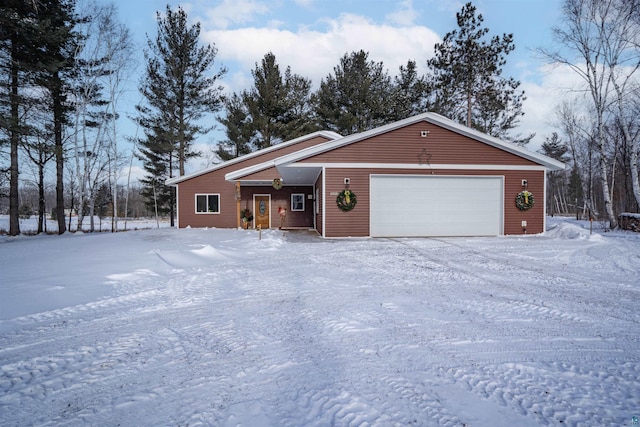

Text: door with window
xmin=254 ymin=195 xmax=270 ymax=229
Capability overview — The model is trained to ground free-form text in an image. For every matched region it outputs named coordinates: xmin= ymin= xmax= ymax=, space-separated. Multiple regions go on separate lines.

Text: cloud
xmin=203 ymin=13 xmax=440 ymax=92
xmin=518 ymin=62 xmax=588 ymax=150
xmin=386 ymin=0 xmax=419 ymax=26
xmin=202 ymin=0 xmax=270 ymax=30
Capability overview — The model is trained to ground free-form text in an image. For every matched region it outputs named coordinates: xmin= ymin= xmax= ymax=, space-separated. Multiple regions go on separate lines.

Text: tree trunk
xmin=596 ymin=121 xmax=617 ymax=228
xmin=53 ymin=72 xmax=66 ymax=234
xmin=631 ymin=142 xmax=640 ymax=211
xmin=9 ymin=34 xmax=21 ymax=236
xmin=37 ymin=154 xmax=46 ymax=234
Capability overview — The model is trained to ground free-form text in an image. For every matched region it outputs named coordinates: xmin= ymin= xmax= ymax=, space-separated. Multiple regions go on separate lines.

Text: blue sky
xmin=111 ymin=0 xmax=569 ymax=175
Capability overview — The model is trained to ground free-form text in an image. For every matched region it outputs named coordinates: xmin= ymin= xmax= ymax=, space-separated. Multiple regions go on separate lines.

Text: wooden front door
xmin=254 ymin=195 xmax=270 ymax=229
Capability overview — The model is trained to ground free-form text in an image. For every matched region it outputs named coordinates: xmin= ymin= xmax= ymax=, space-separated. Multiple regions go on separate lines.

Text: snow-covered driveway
xmin=1 ymin=219 xmax=639 ymax=426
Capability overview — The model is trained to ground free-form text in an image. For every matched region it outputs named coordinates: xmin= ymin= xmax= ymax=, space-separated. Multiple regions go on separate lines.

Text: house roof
xmin=165 ymin=130 xmax=342 ymax=186
xmin=225 ymin=112 xmax=564 ymax=184
xmin=274 ymin=112 xmax=565 ymax=171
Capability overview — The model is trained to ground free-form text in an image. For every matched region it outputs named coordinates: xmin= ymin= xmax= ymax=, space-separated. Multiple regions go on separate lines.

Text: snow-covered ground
xmin=0 ymin=217 xmax=639 ymax=426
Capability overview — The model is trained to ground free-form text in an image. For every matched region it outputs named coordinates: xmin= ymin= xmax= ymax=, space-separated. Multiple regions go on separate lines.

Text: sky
xmin=109 ymin=0 xmax=571 ymax=177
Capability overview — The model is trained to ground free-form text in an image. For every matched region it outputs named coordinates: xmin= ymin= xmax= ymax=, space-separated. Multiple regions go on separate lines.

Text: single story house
xmin=166 ymin=112 xmax=564 ymax=238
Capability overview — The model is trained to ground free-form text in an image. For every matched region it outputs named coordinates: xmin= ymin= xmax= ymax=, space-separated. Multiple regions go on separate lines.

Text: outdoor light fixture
xmin=344 ymin=178 xmax=350 ymax=185
xmin=521 ymin=179 xmax=528 ymax=188
xmin=421 ymin=130 xmax=429 ymax=138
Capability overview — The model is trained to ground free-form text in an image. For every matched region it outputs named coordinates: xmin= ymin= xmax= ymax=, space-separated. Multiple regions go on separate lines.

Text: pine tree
xmin=390 ymin=60 xmax=428 ymax=121
xmin=216 ymin=93 xmax=254 ymax=161
xmin=1 ymin=0 xmax=78 ymax=234
xmin=427 ymin=2 xmax=528 ymax=143
xmin=242 ymin=52 xmax=315 ymax=149
xmin=136 ymin=5 xmax=225 ymax=225
xmin=313 ymin=50 xmax=393 ymax=135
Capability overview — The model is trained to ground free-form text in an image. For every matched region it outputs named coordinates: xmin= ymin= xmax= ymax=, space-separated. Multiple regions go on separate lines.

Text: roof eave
xmin=165 ymin=130 xmax=342 ymax=186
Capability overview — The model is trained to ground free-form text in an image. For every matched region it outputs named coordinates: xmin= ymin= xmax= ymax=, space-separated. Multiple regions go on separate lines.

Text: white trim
xmin=291 ymin=193 xmax=305 ymax=211
xmin=322 ymin=167 xmax=326 ymax=238
xmin=543 ymin=170 xmax=548 ymax=234
xmin=253 ymin=194 xmax=271 ymax=229
xmin=175 ymin=186 xmax=179 ymax=227
xmin=166 ymin=130 xmax=342 ymax=185
xmin=292 ymin=162 xmax=549 ymax=171
xmin=195 ymin=193 xmax=220 ymax=214
xmin=226 ymin=161 xmax=276 ymax=181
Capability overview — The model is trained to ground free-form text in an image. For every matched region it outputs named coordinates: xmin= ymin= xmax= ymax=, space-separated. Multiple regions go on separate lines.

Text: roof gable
xmin=166 ymin=130 xmax=342 ymax=185
xmin=274 ymin=113 xmax=565 ymax=171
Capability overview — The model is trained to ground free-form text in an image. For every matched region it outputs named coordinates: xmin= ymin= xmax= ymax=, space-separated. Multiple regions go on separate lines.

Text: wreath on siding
xmin=336 ymin=189 xmax=357 ymax=212
xmin=515 ymin=190 xmax=535 ymax=211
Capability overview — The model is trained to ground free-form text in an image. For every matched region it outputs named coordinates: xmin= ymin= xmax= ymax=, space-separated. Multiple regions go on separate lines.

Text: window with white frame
xmin=291 ymin=193 xmax=305 ymax=211
xmin=195 ymin=194 xmax=220 ymax=214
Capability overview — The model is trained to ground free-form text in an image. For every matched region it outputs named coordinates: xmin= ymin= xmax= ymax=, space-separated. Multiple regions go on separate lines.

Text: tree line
xmin=2 ymin=0 xmax=639 ymax=235
xmin=139 ymin=2 xmax=529 ymax=222
xmin=538 ymin=0 xmax=640 ymax=228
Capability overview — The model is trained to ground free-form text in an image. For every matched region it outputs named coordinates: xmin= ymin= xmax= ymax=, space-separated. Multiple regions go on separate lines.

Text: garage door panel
xmin=370 ymin=175 xmax=503 ymax=237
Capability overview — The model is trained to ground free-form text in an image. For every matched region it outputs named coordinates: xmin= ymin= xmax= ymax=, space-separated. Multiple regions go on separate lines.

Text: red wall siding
xmin=176 ymin=136 xmax=330 ymax=228
xmin=323 ymin=168 xmax=545 ymax=237
xmin=301 ymin=122 xmax=537 ymax=166
xmin=239 ymin=186 xmax=314 ymax=229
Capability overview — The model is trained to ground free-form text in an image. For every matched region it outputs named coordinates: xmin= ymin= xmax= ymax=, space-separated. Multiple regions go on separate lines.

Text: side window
xmin=196 ymin=194 xmax=220 ymax=214
xmin=291 ymin=193 xmax=305 ymax=211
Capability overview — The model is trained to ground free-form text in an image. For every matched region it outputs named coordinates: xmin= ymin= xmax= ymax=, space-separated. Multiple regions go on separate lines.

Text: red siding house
xmin=167 ymin=113 xmax=564 ymax=237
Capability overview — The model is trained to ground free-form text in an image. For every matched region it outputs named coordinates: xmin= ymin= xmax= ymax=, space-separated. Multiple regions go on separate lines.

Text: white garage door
xmin=370 ymin=175 xmax=503 ymax=237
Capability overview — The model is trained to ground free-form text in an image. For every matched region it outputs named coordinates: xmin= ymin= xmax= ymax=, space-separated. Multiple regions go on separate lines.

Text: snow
xmin=1 ymin=216 xmax=639 ymax=426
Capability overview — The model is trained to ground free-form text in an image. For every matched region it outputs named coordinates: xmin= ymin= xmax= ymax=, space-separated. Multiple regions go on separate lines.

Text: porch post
xmin=236 ymin=181 xmax=241 ymax=229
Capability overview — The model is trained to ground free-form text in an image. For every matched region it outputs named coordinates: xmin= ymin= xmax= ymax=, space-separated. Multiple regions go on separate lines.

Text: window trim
xmin=291 ymin=193 xmax=305 ymax=212
xmin=195 ymin=193 xmax=220 ymax=214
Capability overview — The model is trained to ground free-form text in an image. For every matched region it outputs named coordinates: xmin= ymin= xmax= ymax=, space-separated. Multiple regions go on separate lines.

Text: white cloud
xmin=518 ymin=62 xmax=588 ymax=150
xmin=386 ymin=0 xmax=418 ymax=26
xmin=203 ymin=0 xmax=270 ymax=30
xmin=203 ymin=13 xmax=440 ymax=92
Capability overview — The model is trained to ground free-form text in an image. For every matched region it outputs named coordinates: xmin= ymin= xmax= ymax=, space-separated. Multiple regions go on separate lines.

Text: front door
xmin=254 ymin=195 xmax=270 ymax=229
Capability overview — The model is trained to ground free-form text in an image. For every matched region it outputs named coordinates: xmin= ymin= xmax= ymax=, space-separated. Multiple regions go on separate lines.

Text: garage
xmin=370 ymin=175 xmax=504 ymax=237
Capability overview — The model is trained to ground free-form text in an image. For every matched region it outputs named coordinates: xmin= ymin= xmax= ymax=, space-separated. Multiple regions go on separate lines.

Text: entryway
xmin=254 ymin=195 xmax=270 ymax=229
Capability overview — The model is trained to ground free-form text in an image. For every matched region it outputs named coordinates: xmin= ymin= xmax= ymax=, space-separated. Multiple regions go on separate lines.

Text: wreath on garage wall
xmin=515 ymin=190 xmax=535 ymax=211
xmin=336 ymin=189 xmax=357 ymax=212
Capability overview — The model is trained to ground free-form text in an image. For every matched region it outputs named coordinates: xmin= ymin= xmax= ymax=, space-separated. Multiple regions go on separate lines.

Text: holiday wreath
xmin=515 ymin=190 xmax=534 ymax=211
xmin=336 ymin=189 xmax=357 ymax=212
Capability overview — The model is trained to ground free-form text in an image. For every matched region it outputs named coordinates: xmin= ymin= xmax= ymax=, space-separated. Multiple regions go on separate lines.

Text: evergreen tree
xmin=136 ymin=5 xmax=225 ymax=225
xmin=242 ymin=52 xmax=315 ymax=149
xmin=1 ymin=0 xmax=40 ymax=235
xmin=390 ymin=59 xmax=428 ymax=121
xmin=39 ymin=0 xmax=78 ymax=235
xmin=136 ymin=122 xmax=174 ymax=220
xmin=216 ymin=93 xmax=254 ymax=161
xmin=280 ymin=67 xmax=318 ymax=138
xmin=0 ymin=0 xmax=75 ymax=234
xmin=427 ymin=2 xmax=528 ymax=143
xmin=313 ymin=50 xmax=393 ymax=135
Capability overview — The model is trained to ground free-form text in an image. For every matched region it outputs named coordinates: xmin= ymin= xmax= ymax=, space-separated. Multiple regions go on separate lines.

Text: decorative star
xmin=417 ymin=148 xmax=432 ymax=166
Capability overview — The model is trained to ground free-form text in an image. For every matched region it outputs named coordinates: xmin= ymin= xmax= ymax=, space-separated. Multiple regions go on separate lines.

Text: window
xmin=291 ymin=193 xmax=305 ymax=211
xmin=195 ymin=194 xmax=220 ymax=214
